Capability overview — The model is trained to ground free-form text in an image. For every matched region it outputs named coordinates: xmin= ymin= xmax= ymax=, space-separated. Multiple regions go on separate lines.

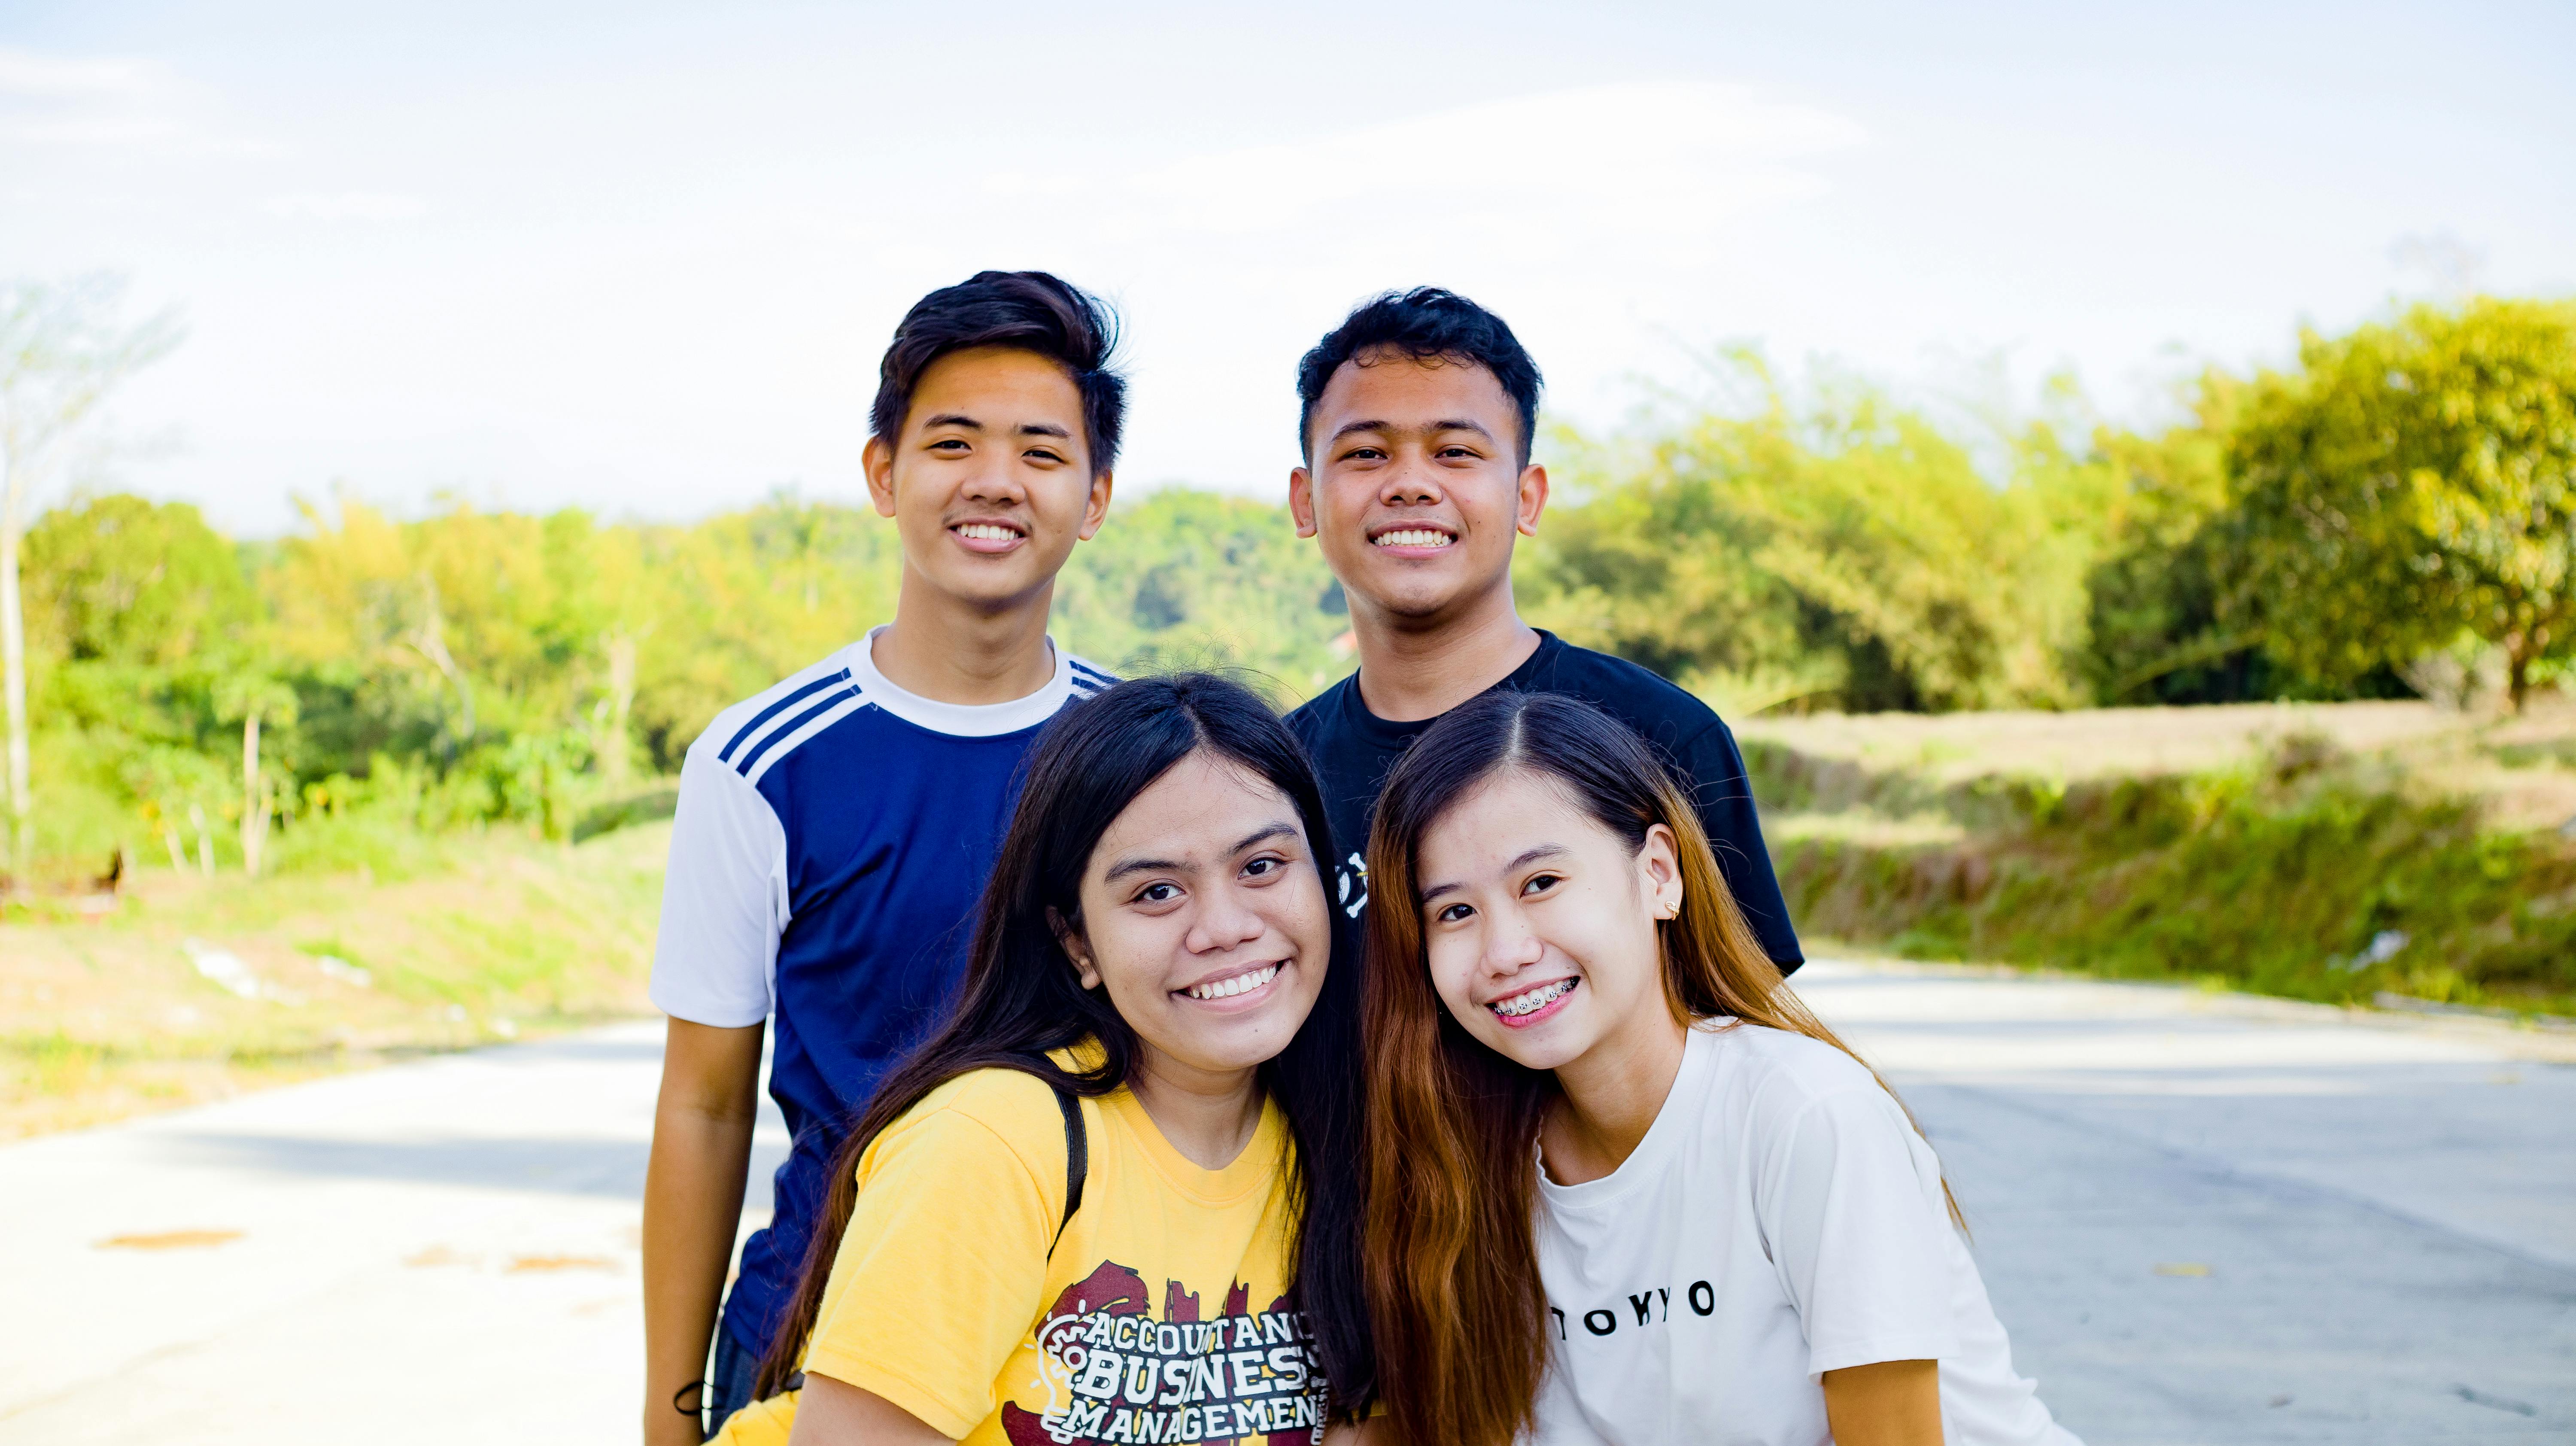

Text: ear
xmin=863 ymin=435 xmax=898 ymax=519
xmin=1516 ymin=462 xmax=1549 ymax=538
xmin=1047 ymin=906 xmax=1102 ymax=990
xmin=1638 ymin=823 xmax=1683 ymax=920
xmin=1288 ymin=466 xmax=1319 ymax=540
xmin=1078 ymin=468 xmax=1114 ymax=543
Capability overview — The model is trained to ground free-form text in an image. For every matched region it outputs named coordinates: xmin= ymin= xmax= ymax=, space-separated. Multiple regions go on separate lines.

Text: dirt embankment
xmin=0 ymin=824 xmax=668 ymax=1138
xmin=1736 ymin=700 xmax=2576 ymax=1018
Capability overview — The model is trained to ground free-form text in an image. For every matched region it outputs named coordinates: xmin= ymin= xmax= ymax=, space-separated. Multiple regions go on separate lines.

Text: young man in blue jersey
xmin=1284 ymin=288 xmax=1803 ymax=972
xmin=640 ymin=271 xmax=1124 ymax=1443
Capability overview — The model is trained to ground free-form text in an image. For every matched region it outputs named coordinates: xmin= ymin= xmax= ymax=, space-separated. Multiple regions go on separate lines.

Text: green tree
xmin=0 ymin=277 xmax=181 ymax=873
xmin=2081 ymin=372 xmax=2256 ymax=702
xmin=1052 ymin=489 xmax=1350 ymax=698
xmin=2228 ymin=298 xmax=2576 ymax=711
xmin=215 ymin=669 xmax=298 ymax=876
xmin=1523 ymin=359 xmax=2106 ymax=713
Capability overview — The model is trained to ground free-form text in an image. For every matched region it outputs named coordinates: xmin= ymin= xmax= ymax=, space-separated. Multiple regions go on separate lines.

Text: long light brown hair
xmin=1360 ymin=691 xmax=1956 ymax=1446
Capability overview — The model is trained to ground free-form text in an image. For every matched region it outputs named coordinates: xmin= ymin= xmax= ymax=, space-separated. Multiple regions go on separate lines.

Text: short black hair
xmin=1294 ymin=286 xmax=1543 ymax=466
xmin=870 ymin=270 xmax=1126 ymax=477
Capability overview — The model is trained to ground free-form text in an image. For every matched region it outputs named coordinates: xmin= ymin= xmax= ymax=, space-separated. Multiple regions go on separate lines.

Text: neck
xmin=1542 ymin=1009 xmax=1689 ymax=1186
xmin=1348 ymin=579 xmax=1540 ymax=723
xmin=1125 ymin=1046 xmax=1265 ymax=1172
xmin=869 ymin=565 xmax=1057 ymax=706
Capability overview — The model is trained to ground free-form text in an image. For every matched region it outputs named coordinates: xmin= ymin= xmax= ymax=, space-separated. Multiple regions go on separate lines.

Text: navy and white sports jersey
xmin=650 ymin=626 xmax=1114 ymax=1358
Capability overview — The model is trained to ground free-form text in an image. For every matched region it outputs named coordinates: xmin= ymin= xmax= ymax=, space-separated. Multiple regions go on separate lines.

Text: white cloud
xmin=1120 ymin=82 xmax=1865 ymax=250
xmin=0 ymin=45 xmax=265 ymax=156
xmin=0 ymin=47 xmax=160 ymax=100
xmin=265 ymin=191 xmax=431 ymax=223
xmin=935 ymin=82 xmax=1867 ymax=278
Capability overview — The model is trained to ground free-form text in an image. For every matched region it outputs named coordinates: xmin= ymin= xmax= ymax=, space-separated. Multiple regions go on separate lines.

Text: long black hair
xmin=753 ymin=673 xmax=1373 ymax=1411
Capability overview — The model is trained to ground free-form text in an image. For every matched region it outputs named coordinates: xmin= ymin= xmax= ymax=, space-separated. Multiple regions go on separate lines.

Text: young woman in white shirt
xmin=1356 ymin=691 xmax=2078 ymax=1446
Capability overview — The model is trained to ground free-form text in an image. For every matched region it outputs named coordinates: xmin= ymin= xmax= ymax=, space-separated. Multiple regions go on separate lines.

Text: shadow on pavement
xmin=164 ymin=1132 xmax=653 ymax=1198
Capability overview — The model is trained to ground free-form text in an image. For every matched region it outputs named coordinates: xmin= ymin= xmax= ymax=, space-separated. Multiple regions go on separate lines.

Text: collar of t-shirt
xmin=847 ymin=624 xmax=1078 ymax=738
xmin=1534 ymin=1021 xmax=1722 ymax=1210
xmin=1335 ymin=629 xmax=1566 ymax=748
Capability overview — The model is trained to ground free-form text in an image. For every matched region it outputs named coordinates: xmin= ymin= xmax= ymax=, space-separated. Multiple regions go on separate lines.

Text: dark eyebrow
xmin=1420 ymin=843 xmax=1571 ymax=905
xmin=1328 ymin=418 xmax=1496 ymax=449
xmin=1230 ymin=821 xmax=1298 ymax=855
xmin=1016 ymin=422 xmax=1072 ymax=440
xmin=921 ymin=413 xmax=982 ymax=431
xmin=1103 ymin=821 xmax=1300 ymax=885
xmin=1103 ymin=854 xmax=1179 ymax=884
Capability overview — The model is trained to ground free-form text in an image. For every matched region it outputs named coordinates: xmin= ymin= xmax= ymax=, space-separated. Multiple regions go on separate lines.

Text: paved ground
xmin=0 ymin=960 xmax=2568 ymax=1444
xmin=1798 ymin=963 xmax=2576 ymax=1445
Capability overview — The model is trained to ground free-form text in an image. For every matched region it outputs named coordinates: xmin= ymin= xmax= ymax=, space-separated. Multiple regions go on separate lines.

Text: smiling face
xmin=864 ymin=345 xmax=1112 ymax=614
xmin=1063 ymin=750 xmax=1332 ymax=1086
xmin=1413 ymin=768 xmax=1683 ymax=1074
xmin=1289 ymin=350 xmax=1547 ymax=628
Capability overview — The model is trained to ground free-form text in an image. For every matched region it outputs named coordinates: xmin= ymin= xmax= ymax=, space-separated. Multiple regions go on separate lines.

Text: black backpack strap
xmin=1048 ymin=1082 xmax=1088 ymax=1260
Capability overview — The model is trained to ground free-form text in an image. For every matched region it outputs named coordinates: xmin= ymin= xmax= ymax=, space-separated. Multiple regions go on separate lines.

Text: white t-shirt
xmin=1531 ymin=1021 xmax=2078 ymax=1446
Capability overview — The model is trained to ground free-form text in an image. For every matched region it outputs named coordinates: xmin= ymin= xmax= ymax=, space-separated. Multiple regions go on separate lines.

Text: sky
xmin=4 ymin=0 xmax=2572 ymax=535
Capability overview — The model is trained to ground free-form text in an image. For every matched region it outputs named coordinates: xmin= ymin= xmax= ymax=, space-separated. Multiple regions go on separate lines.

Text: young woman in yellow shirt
xmin=714 ymin=674 xmax=1370 ymax=1445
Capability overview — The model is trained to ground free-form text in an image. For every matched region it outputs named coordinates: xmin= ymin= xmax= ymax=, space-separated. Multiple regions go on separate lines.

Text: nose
xmin=1479 ymin=911 xmax=1544 ymax=979
xmin=1376 ymin=450 xmax=1446 ymax=509
xmin=1185 ymin=880 xmax=1267 ymax=957
xmin=959 ymin=451 xmax=1030 ymax=507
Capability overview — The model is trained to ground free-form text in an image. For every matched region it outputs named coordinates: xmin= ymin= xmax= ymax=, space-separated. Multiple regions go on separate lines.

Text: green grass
xmin=0 ymin=821 xmax=670 ymax=1137
xmin=1750 ymin=730 xmax=2576 ymax=1018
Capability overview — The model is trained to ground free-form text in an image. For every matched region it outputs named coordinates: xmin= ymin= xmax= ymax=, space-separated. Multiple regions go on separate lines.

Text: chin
xmin=928 ymin=562 xmax=1046 ymax=609
xmin=1367 ymin=581 xmax=1478 ymax=622
xmin=1474 ymin=1020 xmax=1589 ymax=1072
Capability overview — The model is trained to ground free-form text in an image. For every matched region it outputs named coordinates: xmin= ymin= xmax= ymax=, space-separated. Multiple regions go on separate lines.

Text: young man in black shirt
xmin=1283 ymin=287 xmax=1803 ymax=973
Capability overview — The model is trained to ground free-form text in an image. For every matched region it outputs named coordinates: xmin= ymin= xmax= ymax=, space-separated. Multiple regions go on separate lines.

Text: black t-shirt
xmin=1285 ymin=629 xmax=1803 ymax=971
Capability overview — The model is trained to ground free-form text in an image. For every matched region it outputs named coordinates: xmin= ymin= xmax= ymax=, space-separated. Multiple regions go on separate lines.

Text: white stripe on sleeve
xmin=649 ymin=736 xmax=790 ymax=1027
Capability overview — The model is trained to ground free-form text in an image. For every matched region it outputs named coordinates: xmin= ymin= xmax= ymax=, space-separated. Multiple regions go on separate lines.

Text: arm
xmin=786 ymin=1373 xmax=957 ymax=1446
xmin=1822 ymin=1359 xmax=1944 ymax=1446
xmin=642 ymin=1017 xmax=767 ymax=1446
xmin=1681 ymin=719 xmax=1804 ymax=972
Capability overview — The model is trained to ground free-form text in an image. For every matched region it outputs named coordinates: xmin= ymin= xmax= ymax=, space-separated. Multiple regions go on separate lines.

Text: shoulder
xmin=1064 ymin=651 xmax=1120 ymax=700
xmin=1284 ymin=674 xmax=1354 ymax=744
xmin=1707 ymin=1021 xmax=1893 ymax=1128
xmin=1518 ymin=638 xmax=1726 ymax=752
xmin=684 ymin=642 xmax=869 ymax=786
xmin=876 ymin=1065 xmax=1072 ymax=1176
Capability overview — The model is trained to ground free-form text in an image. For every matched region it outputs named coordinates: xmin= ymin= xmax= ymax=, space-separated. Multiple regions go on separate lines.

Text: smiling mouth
xmin=1181 ymin=963 xmax=1282 ymax=1002
xmin=1371 ymin=527 xmax=1455 ymax=550
xmin=1490 ymin=978 xmax=1577 ymax=1019
xmin=953 ymin=522 xmax=1024 ymax=543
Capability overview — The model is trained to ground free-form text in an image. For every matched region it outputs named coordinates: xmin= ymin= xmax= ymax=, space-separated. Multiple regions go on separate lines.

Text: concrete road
xmin=1795 ymin=962 xmax=2576 ymax=1445
xmin=0 ymin=1023 xmax=788 ymax=1445
xmin=0 ymin=962 xmax=2568 ymax=1444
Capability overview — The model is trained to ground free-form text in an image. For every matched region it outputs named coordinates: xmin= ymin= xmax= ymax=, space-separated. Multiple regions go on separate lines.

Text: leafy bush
xmin=1759 ymin=735 xmax=2576 ymax=1012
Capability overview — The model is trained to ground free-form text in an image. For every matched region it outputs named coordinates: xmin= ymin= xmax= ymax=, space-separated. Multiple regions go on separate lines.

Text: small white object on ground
xmin=180 ymin=939 xmax=262 ymax=1000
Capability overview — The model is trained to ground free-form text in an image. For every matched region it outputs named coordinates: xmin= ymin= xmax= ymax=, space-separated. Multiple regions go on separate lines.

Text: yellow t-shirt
xmin=714 ymin=1060 xmax=1328 ymax=1446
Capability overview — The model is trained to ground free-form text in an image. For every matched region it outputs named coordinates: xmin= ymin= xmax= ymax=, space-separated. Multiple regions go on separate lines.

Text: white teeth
xmin=1374 ymin=529 xmax=1453 ymax=548
xmin=956 ymin=523 xmax=1020 ymax=541
xmin=1185 ymin=963 xmax=1281 ymax=1001
xmin=1491 ymin=979 xmax=1575 ymax=1018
